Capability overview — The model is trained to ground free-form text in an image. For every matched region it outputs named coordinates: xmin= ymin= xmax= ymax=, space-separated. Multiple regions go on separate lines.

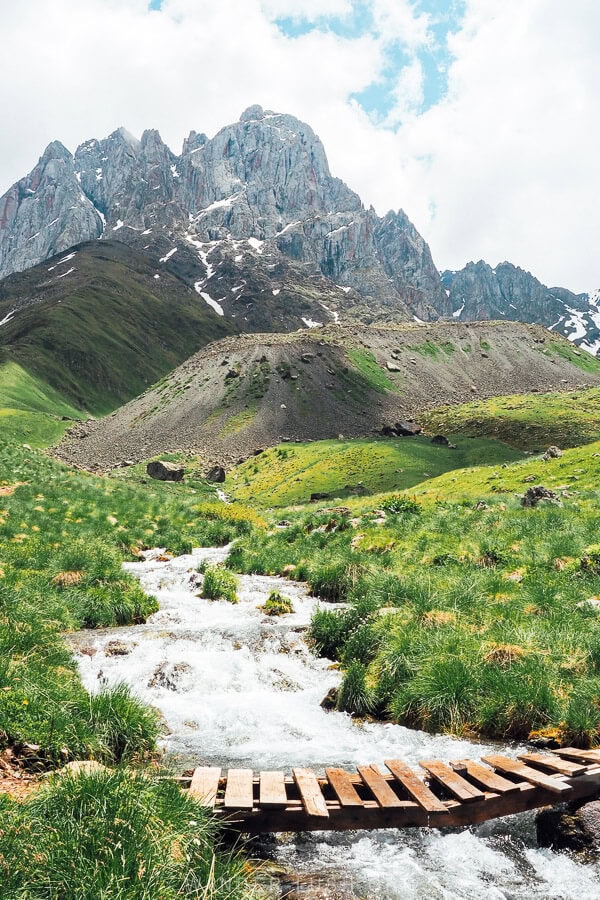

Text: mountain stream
xmin=73 ymin=547 xmax=600 ymax=899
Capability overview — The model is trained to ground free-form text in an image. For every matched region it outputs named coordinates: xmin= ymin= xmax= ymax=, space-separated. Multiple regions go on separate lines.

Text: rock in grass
xmin=205 ymin=465 xmax=226 ymax=483
xmin=521 ymin=485 xmax=560 ymax=507
xmin=543 ymin=445 xmax=563 ymax=460
xmin=537 ymin=801 xmax=600 ymax=852
xmin=431 ymin=434 xmax=450 ymax=446
xmin=146 ymin=460 xmax=184 ymax=482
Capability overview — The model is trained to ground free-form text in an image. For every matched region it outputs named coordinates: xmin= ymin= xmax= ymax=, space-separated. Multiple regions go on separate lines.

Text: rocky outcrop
xmin=0 ymin=141 xmax=103 ymax=278
xmin=444 ymin=262 xmax=600 ymax=355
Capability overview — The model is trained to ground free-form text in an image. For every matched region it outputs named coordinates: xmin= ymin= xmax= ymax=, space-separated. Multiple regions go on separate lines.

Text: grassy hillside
xmin=228 ymin=436 xmax=524 ymax=506
xmin=0 ymin=358 xmax=82 ymax=446
xmin=420 ymin=386 xmax=600 ymax=450
xmin=0 ymin=241 xmax=235 ymax=414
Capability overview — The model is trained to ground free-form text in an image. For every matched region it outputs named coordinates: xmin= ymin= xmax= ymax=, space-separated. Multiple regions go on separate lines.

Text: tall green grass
xmin=0 ymin=768 xmax=254 ymax=899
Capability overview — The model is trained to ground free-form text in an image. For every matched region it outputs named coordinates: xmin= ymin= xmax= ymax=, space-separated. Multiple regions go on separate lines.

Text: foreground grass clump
xmin=201 ymin=564 xmax=238 ymax=603
xmin=230 ymin=489 xmax=600 ymax=746
xmin=0 ymin=768 xmax=253 ymax=899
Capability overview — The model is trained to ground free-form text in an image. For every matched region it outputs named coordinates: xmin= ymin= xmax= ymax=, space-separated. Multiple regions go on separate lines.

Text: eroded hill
xmin=56 ymin=321 xmax=600 ymax=470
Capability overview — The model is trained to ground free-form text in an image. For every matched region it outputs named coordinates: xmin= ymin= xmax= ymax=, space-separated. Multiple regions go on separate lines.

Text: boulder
xmin=536 ymin=800 xmax=600 ymax=852
xmin=431 ymin=434 xmax=450 ymax=446
xmin=543 ymin=445 xmax=563 ymax=460
xmin=146 ymin=460 xmax=184 ymax=482
xmin=521 ymin=485 xmax=560 ymax=508
xmin=395 ymin=421 xmax=422 ymax=436
xmin=205 ymin=465 xmax=226 ymax=483
xmin=310 ymin=492 xmax=330 ymax=501
xmin=386 ymin=361 xmax=402 ymax=372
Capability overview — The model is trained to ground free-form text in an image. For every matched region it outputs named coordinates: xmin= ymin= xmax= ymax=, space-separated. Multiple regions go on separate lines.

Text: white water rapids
xmin=73 ymin=547 xmax=600 ymax=899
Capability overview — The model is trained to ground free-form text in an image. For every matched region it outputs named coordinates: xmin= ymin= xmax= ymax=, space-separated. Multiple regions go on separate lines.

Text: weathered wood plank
xmin=420 ymin=760 xmax=485 ymax=803
xmin=259 ymin=771 xmax=288 ymax=807
xmin=482 ymin=755 xmax=571 ymax=794
xmin=518 ymin=752 xmax=587 ymax=777
xmin=189 ymin=767 xmax=221 ymax=808
xmin=223 ymin=769 xmax=254 ymax=809
xmin=553 ymin=748 xmax=600 ymax=764
xmin=293 ymin=768 xmax=329 ymax=818
xmin=385 ymin=759 xmax=448 ymax=813
xmin=451 ymin=759 xmax=520 ymax=794
xmin=326 ymin=768 xmax=364 ymax=807
xmin=358 ymin=764 xmax=404 ymax=808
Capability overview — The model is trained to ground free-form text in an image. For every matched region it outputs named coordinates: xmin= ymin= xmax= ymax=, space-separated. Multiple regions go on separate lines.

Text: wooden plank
xmin=293 ymin=768 xmax=329 ymax=818
xmin=217 ymin=766 xmax=600 ymax=833
xmin=451 ymin=759 xmax=520 ymax=794
xmin=385 ymin=759 xmax=449 ymax=813
xmin=259 ymin=771 xmax=288 ymax=807
xmin=189 ymin=767 xmax=221 ymax=808
xmin=223 ymin=769 xmax=254 ymax=810
xmin=358 ymin=764 xmax=404 ymax=808
xmin=420 ymin=760 xmax=485 ymax=803
xmin=326 ymin=768 xmax=364 ymax=807
xmin=554 ymin=747 xmax=600 ymax=764
xmin=482 ymin=754 xmax=571 ymax=795
xmin=518 ymin=752 xmax=587 ymax=777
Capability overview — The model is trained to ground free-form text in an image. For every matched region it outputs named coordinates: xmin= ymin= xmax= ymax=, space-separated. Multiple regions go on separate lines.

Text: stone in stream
xmin=536 ymin=800 xmax=600 ymax=853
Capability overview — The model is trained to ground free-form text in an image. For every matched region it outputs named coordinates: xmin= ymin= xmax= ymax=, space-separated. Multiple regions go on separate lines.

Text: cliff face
xmin=0 ymin=106 xmax=450 ymax=324
xmin=444 ymin=262 xmax=600 ymax=355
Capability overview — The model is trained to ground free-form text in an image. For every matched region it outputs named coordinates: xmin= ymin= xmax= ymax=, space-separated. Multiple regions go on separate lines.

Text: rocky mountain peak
xmin=1 ymin=106 xmax=595 ymax=341
xmin=40 ymin=140 xmax=73 ymax=165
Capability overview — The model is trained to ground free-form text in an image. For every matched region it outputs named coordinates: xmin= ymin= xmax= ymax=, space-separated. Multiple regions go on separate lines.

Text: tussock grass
xmin=0 ymin=768 xmax=253 ymax=899
xmin=201 ymin=565 xmax=238 ymax=603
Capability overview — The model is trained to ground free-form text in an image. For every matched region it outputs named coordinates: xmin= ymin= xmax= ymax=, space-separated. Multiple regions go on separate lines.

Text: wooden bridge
xmin=183 ymin=748 xmax=600 ymax=833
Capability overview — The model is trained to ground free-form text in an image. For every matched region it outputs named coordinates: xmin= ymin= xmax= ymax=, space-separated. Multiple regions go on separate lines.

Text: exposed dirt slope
xmin=56 ymin=321 xmax=600 ymax=470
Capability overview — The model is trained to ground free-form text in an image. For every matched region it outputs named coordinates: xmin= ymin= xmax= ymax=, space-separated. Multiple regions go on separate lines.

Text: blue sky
xmin=273 ymin=0 xmax=466 ymax=123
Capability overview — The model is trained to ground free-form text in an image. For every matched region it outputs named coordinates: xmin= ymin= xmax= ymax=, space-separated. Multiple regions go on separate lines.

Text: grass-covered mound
xmin=411 ymin=439 xmax=600 ymax=503
xmin=0 ymin=434 xmax=261 ymax=763
xmin=229 ymin=480 xmax=600 ymax=746
xmin=420 ymin=386 xmax=600 ymax=450
xmin=228 ymin=436 xmax=523 ymax=506
xmin=0 ymin=768 xmax=254 ymax=899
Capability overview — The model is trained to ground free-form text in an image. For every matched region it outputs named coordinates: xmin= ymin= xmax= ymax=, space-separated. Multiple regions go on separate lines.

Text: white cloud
xmin=260 ymin=0 xmax=352 ymax=20
xmin=0 ymin=0 xmax=598 ymax=292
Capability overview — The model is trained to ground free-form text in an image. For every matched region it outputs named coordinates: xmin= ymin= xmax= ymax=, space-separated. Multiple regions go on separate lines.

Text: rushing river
xmin=73 ymin=547 xmax=600 ymax=899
